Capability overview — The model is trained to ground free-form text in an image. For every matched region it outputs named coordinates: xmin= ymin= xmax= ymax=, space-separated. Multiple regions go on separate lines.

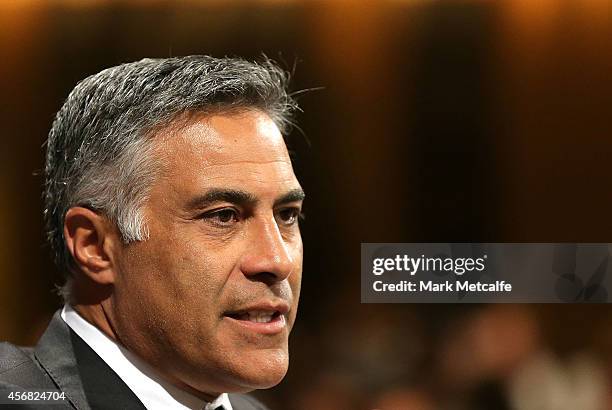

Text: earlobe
xmin=64 ymin=207 xmax=118 ymax=285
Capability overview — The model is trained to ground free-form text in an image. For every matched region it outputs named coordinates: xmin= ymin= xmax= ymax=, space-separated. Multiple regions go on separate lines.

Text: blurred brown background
xmin=2 ymin=1 xmax=612 ymax=409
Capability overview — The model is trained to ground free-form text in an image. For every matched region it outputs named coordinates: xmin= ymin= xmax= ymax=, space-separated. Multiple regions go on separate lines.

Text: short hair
xmin=44 ymin=56 xmax=297 ymax=297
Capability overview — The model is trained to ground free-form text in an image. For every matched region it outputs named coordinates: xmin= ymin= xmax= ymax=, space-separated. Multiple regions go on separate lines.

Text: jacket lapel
xmin=34 ymin=311 xmax=91 ymax=410
xmin=68 ymin=328 xmax=145 ymax=409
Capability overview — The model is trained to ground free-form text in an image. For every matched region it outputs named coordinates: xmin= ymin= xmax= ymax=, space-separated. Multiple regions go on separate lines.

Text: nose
xmin=239 ymin=216 xmax=296 ymax=282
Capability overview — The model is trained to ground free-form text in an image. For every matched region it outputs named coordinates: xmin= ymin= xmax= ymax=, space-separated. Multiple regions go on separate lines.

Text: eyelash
xmin=276 ymin=207 xmax=304 ymax=226
xmin=200 ymin=207 xmax=303 ymax=228
xmin=202 ymin=208 xmax=240 ymax=227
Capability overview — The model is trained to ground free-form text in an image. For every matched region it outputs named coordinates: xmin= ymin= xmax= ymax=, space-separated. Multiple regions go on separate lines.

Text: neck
xmin=72 ymin=302 xmax=119 ymax=342
xmin=68 ymin=302 xmax=221 ymax=403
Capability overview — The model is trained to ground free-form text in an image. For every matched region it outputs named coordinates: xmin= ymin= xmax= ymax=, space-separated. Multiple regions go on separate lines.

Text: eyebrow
xmin=187 ymin=187 xmax=305 ymax=210
xmin=273 ymin=188 xmax=306 ymax=207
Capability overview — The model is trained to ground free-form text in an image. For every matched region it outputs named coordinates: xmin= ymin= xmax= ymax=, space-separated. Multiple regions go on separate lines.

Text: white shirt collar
xmin=61 ymin=305 xmax=233 ymax=410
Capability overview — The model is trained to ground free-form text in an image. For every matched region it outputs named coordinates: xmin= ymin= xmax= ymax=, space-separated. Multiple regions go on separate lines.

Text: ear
xmin=64 ymin=207 xmax=119 ymax=285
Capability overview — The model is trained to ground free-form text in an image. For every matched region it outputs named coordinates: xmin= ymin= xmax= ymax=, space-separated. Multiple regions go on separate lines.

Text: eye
xmin=201 ymin=208 xmax=240 ymax=227
xmin=275 ymin=207 xmax=302 ymax=226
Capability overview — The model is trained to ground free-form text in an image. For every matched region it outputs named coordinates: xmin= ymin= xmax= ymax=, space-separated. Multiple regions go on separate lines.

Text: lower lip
xmin=223 ymin=314 xmax=287 ymax=335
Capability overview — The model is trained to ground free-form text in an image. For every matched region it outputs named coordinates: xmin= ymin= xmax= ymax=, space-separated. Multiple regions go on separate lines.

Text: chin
xmin=229 ymin=350 xmax=290 ymax=391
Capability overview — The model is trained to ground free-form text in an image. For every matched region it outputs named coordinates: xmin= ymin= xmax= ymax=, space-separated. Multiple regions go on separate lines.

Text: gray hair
xmin=44 ymin=56 xmax=297 ymax=298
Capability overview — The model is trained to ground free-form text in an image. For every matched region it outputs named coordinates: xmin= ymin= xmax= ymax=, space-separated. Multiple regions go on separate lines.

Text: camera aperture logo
xmin=553 ymin=244 xmax=609 ymax=302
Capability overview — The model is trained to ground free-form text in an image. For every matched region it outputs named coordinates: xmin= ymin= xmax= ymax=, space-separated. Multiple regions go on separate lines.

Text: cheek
xmin=290 ymin=240 xmax=304 ymax=287
xmin=117 ymin=235 xmax=225 ymax=318
xmin=114 ymin=239 xmax=233 ymax=354
xmin=288 ymin=244 xmax=303 ymax=320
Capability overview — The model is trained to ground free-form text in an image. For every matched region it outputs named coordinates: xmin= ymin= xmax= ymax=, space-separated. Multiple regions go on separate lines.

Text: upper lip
xmin=224 ymin=299 xmax=290 ymax=317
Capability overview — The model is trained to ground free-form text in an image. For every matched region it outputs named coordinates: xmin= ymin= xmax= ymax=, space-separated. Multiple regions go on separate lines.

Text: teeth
xmin=247 ymin=310 xmax=274 ymax=323
xmin=230 ymin=310 xmax=283 ymax=324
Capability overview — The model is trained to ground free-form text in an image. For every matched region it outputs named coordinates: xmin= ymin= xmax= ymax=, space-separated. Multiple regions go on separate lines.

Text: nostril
xmin=244 ymin=271 xmax=282 ymax=285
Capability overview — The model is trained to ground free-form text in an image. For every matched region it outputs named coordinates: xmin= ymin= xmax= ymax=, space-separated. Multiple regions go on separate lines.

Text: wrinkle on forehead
xmin=193 ymin=159 xmax=293 ymax=171
xmin=191 ymin=162 xmax=300 ymax=189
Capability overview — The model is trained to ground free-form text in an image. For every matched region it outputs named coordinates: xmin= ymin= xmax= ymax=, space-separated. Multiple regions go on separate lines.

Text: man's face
xmin=109 ymin=109 xmax=304 ymax=396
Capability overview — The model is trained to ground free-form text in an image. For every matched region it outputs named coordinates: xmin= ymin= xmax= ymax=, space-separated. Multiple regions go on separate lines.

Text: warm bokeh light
xmin=2 ymin=1 xmax=612 ymax=409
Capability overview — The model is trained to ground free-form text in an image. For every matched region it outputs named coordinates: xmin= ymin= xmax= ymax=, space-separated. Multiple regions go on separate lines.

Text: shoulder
xmin=228 ymin=393 xmax=271 ymax=410
xmin=0 ymin=342 xmax=53 ymax=389
xmin=0 ymin=342 xmax=35 ymax=376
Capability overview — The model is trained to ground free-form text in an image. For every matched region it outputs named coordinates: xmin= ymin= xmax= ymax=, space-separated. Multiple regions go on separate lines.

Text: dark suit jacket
xmin=0 ymin=311 xmax=269 ymax=410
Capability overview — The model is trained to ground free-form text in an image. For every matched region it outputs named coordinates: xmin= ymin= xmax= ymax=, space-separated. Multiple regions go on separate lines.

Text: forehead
xmin=153 ymin=110 xmax=298 ymax=192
